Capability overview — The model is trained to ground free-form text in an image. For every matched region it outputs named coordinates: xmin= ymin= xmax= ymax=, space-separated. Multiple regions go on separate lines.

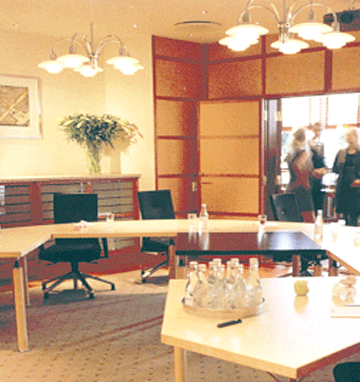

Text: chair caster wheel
xmin=44 ymin=293 xmax=49 ymax=299
xmin=88 ymin=293 xmax=95 ymax=299
xmin=111 ymin=285 xmax=115 ymax=291
xmin=42 ymin=283 xmax=46 ymax=291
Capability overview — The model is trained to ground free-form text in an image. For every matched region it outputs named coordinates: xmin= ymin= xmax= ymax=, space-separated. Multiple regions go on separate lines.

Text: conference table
xmin=1 ymin=219 xmax=360 ymax=353
xmin=162 ymin=277 xmax=360 ymax=382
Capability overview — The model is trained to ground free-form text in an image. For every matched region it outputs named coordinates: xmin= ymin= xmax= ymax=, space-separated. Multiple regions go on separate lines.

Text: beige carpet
xmin=1 ymin=270 xmax=360 ymax=382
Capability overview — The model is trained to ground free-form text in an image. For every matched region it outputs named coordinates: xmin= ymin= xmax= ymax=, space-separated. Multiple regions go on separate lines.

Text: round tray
xmin=181 ymin=297 xmax=265 ymax=320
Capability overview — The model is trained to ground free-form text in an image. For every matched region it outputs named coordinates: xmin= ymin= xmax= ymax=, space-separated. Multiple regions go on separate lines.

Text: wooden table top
xmin=162 ymin=278 xmax=360 ymax=380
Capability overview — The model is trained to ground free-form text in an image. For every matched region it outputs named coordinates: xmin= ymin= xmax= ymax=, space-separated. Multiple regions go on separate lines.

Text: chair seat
xmin=141 ymin=237 xmax=174 ymax=253
xmin=39 ymin=242 xmax=101 ymax=263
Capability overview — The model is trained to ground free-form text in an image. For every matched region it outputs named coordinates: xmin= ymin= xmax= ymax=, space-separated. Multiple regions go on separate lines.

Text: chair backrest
xmin=270 ymin=193 xmax=303 ymax=222
xmin=53 ymin=193 xmax=99 ymax=246
xmin=137 ymin=190 xmax=175 ymax=220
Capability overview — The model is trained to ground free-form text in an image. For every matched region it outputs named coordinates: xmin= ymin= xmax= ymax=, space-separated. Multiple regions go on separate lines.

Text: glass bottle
xmin=233 ymin=263 xmax=247 ymax=309
xmin=185 ymin=261 xmax=198 ymax=305
xmin=314 ymin=209 xmax=324 ymax=242
xmin=193 ymin=263 xmax=211 ymax=308
xmin=246 ymin=258 xmax=263 ymax=307
xmin=212 ymin=264 xmax=226 ymax=309
xmin=207 ymin=261 xmax=220 ymax=309
xmin=225 ymin=261 xmax=237 ymax=309
xmin=198 ymin=203 xmax=209 ymax=232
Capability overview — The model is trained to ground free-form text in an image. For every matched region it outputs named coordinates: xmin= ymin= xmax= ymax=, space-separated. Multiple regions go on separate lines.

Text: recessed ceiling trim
xmin=174 ymin=20 xmax=221 ymax=33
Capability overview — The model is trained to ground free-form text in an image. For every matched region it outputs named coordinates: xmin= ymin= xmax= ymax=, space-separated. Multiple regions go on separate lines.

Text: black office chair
xmin=333 ymin=362 xmax=360 ymax=382
xmin=270 ymin=193 xmax=318 ymax=276
xmin=270 ymin=193 xmax=303 ymax=222
xmin=137 ymin=190 xmax=175 ymax=283
xmin=39 ymin=193 xmax=115 ymax=299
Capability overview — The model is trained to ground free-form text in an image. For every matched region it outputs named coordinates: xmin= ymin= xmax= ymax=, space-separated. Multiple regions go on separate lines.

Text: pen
xmin=217 ymin=319 xmax=242 ymax=328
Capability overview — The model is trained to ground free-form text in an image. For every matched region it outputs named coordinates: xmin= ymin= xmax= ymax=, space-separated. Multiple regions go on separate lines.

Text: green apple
xmin=294 ymin=280 xmax=309 ymax=296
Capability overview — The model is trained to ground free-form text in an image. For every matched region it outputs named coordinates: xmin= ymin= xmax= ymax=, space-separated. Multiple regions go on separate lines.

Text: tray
xmin=181 ymin=297 xmax=265 ymax=320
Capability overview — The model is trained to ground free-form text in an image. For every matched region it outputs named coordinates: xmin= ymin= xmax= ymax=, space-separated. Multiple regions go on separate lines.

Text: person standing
xmin=308 ymin=122 xmax=327 ymax=212
xmin=285 ymin=127 xmax=325 ymax=223
xmin=333 ymin=128 xmax=360 ymax=226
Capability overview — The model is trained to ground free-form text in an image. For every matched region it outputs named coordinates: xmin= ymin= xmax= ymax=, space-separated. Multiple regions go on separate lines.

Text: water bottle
xmin=232 ymin=263 xmax=247 ymax=309
xmin=207 ymin=261 xmax=223 ymax=309
xmin=225 ymin=261 xmax=237 ymax=309
xmin=246 ymin=258 xmax=263 ymax=307
xmin=198 ymin=203 xmax=209 ymax=232
xmin=193 ymin=264 xmax=211 ymax=308
xmin=184 ymin=261 xmax=198 ymax=305
xmin=314 ymin=209 xmax=324 ymax=242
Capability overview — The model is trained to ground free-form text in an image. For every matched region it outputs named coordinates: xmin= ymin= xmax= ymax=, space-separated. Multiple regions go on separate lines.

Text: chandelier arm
xmin=238 ymin=3 xmax=281 ymax=23
xmin=94 ymin=35 xmax=125 ymax=58
xmin=70 ymin=33 xmax=93 ymax=56
xmin=289 ymin=1 xmax=338 ymax=26
xmin=49 ymin=37 xmax=89 ymax=59
xmin=240 ymin=0 xmax=281 ymax=22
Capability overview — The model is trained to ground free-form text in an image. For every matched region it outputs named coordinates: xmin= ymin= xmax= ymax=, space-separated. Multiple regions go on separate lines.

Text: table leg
xmin=328 ymin=257 xmax=339 ymax=277
xmin=174 ymin=347 xmax=186 ymax=382
xmin=12 ymin=260 xmax=29 ymax=352
xmin=292 ymin=255 xmax=301 ymax=277
xmin=22 ymin=257 xmax=30 ymax=306
xmin=169 ymin=244 xmax=176 ymax=279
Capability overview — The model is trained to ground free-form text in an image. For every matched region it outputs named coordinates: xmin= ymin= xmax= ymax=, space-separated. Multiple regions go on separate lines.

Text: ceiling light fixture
xmin=219 ymin=0 xmax=355 ymax=55
xmin=38 ymin=0 xmax=143 ymax=77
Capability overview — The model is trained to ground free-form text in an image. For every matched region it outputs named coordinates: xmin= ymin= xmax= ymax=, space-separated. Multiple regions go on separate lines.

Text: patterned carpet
xmin=0 ymin=270 xmax=360 ymax=382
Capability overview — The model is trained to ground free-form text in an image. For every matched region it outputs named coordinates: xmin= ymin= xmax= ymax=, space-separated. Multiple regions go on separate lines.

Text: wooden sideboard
xmin=0 ymin=174 xmax=141 ymax=282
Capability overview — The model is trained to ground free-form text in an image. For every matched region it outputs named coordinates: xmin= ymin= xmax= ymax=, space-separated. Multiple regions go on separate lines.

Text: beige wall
xmin=0 ymin=28 xmax=155 ymax=190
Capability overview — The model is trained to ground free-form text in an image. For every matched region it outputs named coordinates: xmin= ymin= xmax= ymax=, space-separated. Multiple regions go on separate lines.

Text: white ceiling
xmin=0 ymin=0 xmax=354 ymax=46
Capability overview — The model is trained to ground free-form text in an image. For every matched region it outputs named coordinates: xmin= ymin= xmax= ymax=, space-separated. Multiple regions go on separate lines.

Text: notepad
xmin=330 ymin=306 xmax=360 ymax=318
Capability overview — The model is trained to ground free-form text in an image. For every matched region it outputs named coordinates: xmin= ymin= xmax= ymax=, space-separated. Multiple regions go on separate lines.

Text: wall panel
xmin=201 ymin=177 xmax=259 ymax=215
xmin=208 ymin=59 xmax=262 ymax=98
xmin=157 ymin=139 xmax=197 ymax=175
xmin=156 ymin=100 xmax=196 ymax=136
xmin=199 ymin=101 xmax=260 ymax=135
xmin=208 ymin=42 xmax=261 ymax=61
xmin=157 ymin=177 xmax=198 ymax=215
xmin=155 ymin=59 xmax=203 ymax=98
xmin=265 ymin=51 xmax=325 ymax=95
xmin=154 ymin=36 xmax=203 ymax=60
xmin=200 ymin=138 xmax=259 ymax=175
xmin=332 ymin=46 xmax=360 ymax=91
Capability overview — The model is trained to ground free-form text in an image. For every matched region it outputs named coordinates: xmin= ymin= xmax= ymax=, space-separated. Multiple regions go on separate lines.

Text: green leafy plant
xmin=58 ymin=112 xmax=142 ymax=173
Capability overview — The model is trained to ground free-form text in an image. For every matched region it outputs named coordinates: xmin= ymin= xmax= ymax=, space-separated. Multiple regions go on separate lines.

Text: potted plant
xmin=58 ymin=112 xmax=142 ymax=173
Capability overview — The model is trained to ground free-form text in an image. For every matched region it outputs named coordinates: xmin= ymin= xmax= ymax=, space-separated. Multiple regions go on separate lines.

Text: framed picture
xmin=0 ymin=75 xmax=41 ymax=139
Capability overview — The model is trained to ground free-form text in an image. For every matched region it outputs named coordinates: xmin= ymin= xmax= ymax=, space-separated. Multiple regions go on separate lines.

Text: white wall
xmin=0 ymin=28 xmax=155 ymax=190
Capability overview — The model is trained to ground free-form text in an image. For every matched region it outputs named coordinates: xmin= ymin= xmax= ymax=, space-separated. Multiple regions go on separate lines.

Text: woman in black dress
xmin=285 ymin=127 xmax=326 ymax=222
xmin=333 ymin=128 xmax=360 ymax=226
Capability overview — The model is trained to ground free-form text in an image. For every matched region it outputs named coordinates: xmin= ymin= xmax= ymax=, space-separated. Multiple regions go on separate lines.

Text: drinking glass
xmin=187 ymin=213 xmax=197 ymax=231
xmin=258 ymin=214 xmax=267 ymax=227
xmin=330 ymin=222 xmax=338 ymax=243
xmin=106 ymin=213 xmax=115 ymax=229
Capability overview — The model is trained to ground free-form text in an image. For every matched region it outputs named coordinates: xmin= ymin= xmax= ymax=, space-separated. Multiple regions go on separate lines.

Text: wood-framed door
xmin=263 ymin=99 xmax=283 ymax=219
xmin=198 ymin=99 xmax=264 ymax=219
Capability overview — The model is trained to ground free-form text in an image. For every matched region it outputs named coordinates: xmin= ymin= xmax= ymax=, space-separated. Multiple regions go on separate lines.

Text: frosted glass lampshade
xmin=37 ymin=60 xmax=63 ymax=73
xmin=318 ymin=31 xmax=355 ymax=49
xmin=290 ymin=22 xmax=333 ymax=41
xmin=57 ymin=53 xmax=89 ymax=68
xmin=271 ymin=39 xmax=309 ymax=54
xmin=226 ymin=24 xmax=269 ymax=42
xmin=74 ymin=65 xmax=103 ymax=77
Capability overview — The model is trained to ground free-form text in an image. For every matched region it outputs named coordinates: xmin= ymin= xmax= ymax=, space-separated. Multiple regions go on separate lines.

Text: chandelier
xmin=38 ymin=2 xmax=143 ymax=77
xmin=219 ymin=0 xmax=356 ymax=55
